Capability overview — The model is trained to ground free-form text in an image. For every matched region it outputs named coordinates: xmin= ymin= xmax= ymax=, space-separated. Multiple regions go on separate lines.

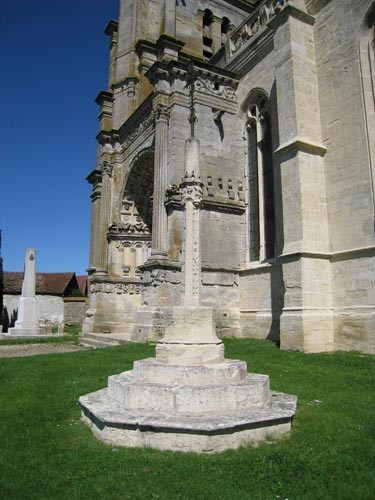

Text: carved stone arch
xmin=120 ymin=148 xmax=155 ymax=232
xmin=240 ymin=88 xmax=270 ymax=121
xmin=359 ymin=1 xmax=375 ymax=219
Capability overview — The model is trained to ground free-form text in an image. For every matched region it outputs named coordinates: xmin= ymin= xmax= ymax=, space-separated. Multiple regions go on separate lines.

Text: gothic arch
xmin=120 ymin=148 xmax=155 ymax=231
xmin=359 ymin=1 xmax=375 ymax=219
xmin=241 ymin=89 xmax=275 ymax=262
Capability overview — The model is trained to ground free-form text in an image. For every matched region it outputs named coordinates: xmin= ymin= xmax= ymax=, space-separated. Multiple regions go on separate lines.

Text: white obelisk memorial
xmin=6 ymin=248 xmax=46 ymax=337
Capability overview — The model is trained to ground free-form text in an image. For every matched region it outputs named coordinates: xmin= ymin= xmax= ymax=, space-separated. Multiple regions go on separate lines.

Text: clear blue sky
xmin=0 ymin=0 xmax=119 ymax=275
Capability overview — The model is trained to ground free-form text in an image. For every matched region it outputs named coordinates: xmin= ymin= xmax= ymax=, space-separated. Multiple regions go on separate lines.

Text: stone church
xmin=82 ymin=0 xmax=375 ymax=354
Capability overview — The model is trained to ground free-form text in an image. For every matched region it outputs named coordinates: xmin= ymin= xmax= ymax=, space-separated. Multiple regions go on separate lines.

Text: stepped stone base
xmin=2 ymin=328 xmax=59 ymax=338
xmin=80 ymin=332 xmax=132 ymax=348
xmin=80 ymin=357 xmax=297 ymax=453
xmin=80 ymin=387 xmax=296 ymax=453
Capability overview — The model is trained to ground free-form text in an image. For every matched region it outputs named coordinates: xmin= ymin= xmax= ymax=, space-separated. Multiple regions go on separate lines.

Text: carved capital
xmin=180 ymin=175 xmax=204 ymax=207
xmin=101 ymin=161 xmax=113 ymax=177
xmin=154 ymin=103 xmax=170 ymax=123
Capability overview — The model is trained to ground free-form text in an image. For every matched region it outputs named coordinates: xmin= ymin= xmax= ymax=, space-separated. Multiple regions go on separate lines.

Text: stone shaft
xmin=151 ymin=107 xmax=169 ymax=258
xmin=21 ymin=248 xmax=36 ymax=297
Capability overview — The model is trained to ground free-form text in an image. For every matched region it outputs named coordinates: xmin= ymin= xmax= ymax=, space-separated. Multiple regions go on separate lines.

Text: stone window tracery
xmin=245 ymin=93 xmax=275 ymax=262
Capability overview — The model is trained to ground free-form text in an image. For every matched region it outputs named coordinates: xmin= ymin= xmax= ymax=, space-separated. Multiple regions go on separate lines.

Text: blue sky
xmin=0 ymin=0 xmax=119 ymax=275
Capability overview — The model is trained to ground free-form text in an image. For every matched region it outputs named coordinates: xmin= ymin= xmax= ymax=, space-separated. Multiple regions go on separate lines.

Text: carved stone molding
xmin=90 ymin=282 xmax=141 ymax=295
xmin=115 ymin=240 xmax=151 ymax=252
xmin=194 ymin=77 xmax=237 ymax=102
xmin=180 ymin=174 xmax=204 ymax=207
xmin=121 ymin=110 xmax=155 ymax=151
xmin=109 ymin=221 xmax=151 ymax=235
xmin=229 ymin=0 xmax=288 ymax=56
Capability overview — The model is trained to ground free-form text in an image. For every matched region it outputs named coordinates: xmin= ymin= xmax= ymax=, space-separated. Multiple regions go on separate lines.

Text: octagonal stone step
xmin=107 ymin=370 xmax=270 ymax=414
xmin=132 ymin=358 xmax=248 ymax=385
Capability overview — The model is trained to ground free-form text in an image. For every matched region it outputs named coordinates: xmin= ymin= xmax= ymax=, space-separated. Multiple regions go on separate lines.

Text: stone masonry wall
xmin=64 ymin=298 xmax=88 ymax=326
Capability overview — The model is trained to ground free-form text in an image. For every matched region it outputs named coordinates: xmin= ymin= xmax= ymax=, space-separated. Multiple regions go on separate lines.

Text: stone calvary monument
xmin=4 ymin=248 xmax=47 ymax=337
xmin=80 ymin=106 xmax=297 ymax=452
xmin=81 ymin=0 xmax=375 ymax=355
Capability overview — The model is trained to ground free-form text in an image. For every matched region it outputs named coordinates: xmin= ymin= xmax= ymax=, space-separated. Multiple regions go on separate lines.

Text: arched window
xmin=202 ymin=9 xmax=214 ymax=60
xmin=245 ymin=93 xmax=275 ymax=262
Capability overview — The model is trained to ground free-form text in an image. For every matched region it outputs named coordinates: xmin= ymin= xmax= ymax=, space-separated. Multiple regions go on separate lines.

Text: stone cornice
xmin=279 ymin=245 xmax=375 ymax=263
xmin=95 ymin=90 xmax=113 ymax=106
xmin=268 ymin=3 xmax=315 ymax=28
xmin=104 ymin=20 xmax=118 ymax=36
xmin=86 ymin=168 xmax=102 ymax=185
xmin=165 ymin=196 xmax=246 ymax=214
xmin=217 ymin=0 xmax=257 ymax=12
xmin=274 ymin=136 xmax=327 ymax=157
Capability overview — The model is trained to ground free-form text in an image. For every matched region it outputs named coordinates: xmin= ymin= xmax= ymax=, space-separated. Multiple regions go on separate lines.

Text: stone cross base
xmin=79 ymin=367 xmax=296 ymax=453
xmin=80 ymin=305 xmax=297 ymax=453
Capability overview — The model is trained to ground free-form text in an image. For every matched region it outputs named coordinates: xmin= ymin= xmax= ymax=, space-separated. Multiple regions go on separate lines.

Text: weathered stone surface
xmin=80 ymin=388 xmax=297 ymax=453
xmin=83 ymin=0 xmax=375 ymax=353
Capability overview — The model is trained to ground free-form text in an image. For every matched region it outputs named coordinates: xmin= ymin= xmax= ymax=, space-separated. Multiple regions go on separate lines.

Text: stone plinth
xmin=80 ymin=305 xmax=297 ymax=453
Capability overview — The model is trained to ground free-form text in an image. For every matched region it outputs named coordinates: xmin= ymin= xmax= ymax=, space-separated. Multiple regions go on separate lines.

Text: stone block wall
xmin=63 ymin=298 xmax=89 ymax=327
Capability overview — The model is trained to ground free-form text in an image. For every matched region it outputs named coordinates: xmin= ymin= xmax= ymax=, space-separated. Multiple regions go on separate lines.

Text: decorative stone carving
xmin=229 ymin=0 xmax=288 ymax=55
xmin=122 ymin=111 xmax=155 ymax=151
xmin=149 ymin=270 xmax=166 ymax=287
xmin=194 ymin=77 xmax=237 ymax=102
xmin=154 ymin=103 xmax=170 ymax=123
xmin=180 ymin=174 xmax=203 ymax=207
xmin=101 ymin=161 xmax=113 ymax=177
xmin=90 ymin=282 xmax=141 ymax=295
xmin=109 ymin=221 xmax=150 ymax=235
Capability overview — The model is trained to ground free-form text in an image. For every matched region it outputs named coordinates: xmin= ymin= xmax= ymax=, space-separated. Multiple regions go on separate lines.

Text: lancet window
xmin=246 ymin=94 xmax=275 ymax=262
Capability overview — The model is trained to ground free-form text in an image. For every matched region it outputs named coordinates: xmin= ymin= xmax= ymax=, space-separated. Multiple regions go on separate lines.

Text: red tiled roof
xmin=3 ymin=271 xmax=77 ymax=295
xmin=76 ymin=275 xmax=88 ymax=296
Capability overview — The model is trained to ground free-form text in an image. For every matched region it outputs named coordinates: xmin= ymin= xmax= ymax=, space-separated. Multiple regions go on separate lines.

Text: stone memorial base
xmin=2 ymin=331 xmax=63 ymax=339
xmin=80 ymin=306 xmax=297 ymax=453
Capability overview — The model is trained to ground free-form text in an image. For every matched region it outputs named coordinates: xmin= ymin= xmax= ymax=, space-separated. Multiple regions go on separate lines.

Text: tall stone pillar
xmin=180 ymin=138 xmax=203 ymax=307
xmin=88 ymin=172 xmax=102 ymax=272
xmin=155 ymin=133 xmax=224 ymax=366
xmin=151 ymin=104 xmax=169 ymax=258
xmin=97 ymin=161 xmax=113 ymax=273
xmin=271 ymin=4 xmax=333 ymax=352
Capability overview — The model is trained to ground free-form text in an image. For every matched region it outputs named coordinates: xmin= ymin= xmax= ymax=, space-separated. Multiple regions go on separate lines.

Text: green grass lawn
xmin=0 ymin=339 xmax=374 ymax=500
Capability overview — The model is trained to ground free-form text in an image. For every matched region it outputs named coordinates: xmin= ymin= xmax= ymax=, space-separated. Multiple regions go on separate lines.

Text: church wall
xmin=231 ymin=22 xmax=280 ymax=342
xmin=315 ymin=0 xmax=374 ymax=251
xmin=313 ymin=0 xmax=375 ymax=352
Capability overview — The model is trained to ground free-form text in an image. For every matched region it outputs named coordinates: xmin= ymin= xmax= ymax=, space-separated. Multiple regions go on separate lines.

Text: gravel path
xmin=0 ymin=343 xmax=88 ymax=358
